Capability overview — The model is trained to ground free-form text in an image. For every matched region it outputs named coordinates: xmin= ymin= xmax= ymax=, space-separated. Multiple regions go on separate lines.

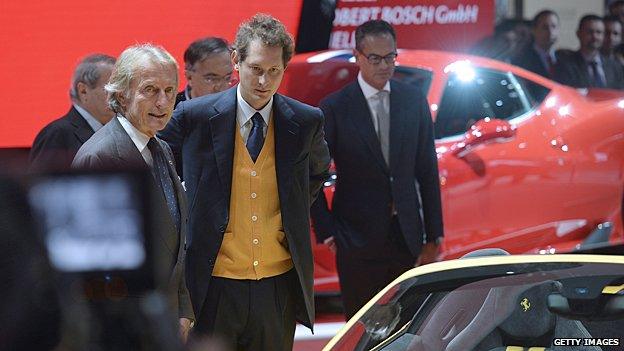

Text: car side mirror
xmin=450 ymin=118 xmax=516 ymax=157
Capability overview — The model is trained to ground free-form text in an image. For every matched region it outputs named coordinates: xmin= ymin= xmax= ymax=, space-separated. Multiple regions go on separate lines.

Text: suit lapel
xmin=389 ymin=81 xmax=405 ymax=175
xmin=68 ymin=106 xmax=96 ymax=143
xmin=110 ymin=118 xmax=176 ymax=255
xmin=209 ymin=89 xmax=237 ymax=206
xmin=273 ymin=94 xmax=300 ymax=206
xmin=529 ymin=47 xmax=549 ymax=77
xmin=347 ymin=82 xmax=389 ymax=174
xmin=604 ymin=57 xmax=617 ymax=88
xmin=573 ymin=52 xmax=592 ymax=87
xmin=109 ymin=117 xmax=147 ymax=166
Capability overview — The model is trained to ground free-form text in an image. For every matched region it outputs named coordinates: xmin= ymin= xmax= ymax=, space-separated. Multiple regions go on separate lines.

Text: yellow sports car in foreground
xmin=323 ymin=252 xmax=624 ymax=351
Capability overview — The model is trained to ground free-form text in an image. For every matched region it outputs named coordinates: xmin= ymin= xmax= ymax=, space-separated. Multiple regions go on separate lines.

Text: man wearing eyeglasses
xmin=310 ymin=19 xmax=444 ymax=319
xmin=176 ymin=37 xmax=236 ymax=107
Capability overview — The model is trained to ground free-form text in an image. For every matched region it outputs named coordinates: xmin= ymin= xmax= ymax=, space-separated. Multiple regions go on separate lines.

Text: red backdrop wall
xmin=0 ymin=1 xmax=303 ymax=147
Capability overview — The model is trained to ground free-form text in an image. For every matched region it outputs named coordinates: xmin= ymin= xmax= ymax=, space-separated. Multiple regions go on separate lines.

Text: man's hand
xmin=323 ymin=236 xmax=337 ymax=253
xmin=416 ymin=242 xmax=440 ymax=266
xmin=179 ymin=318 xmax=193 ymax=343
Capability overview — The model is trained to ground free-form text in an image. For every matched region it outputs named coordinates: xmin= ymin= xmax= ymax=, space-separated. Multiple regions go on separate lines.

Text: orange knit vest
xmin=212 ymin=115 xmax=293 ymax=279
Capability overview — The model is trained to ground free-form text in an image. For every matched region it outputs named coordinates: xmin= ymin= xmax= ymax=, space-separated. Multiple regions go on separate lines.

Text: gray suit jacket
xmin=71 ymin=117 xmax=194 ymax=320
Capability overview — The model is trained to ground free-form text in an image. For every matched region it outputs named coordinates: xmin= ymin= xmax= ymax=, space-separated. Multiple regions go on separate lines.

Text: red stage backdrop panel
xmin=0 ymin=1 xmax=302 ymax=147
xmin=329 ymin=0 xmax=494 ymax=51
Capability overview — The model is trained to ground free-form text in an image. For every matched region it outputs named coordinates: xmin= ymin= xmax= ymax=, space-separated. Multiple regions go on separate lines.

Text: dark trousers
xmin=193 ymin=269 xmax=297 ymax=351
xmin=337 ymin=217 xmax=416 ymax=319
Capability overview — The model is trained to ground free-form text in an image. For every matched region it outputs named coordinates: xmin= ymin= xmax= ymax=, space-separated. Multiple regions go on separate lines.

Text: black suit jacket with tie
xmin=71 ymin=117 xmax=194 ymax=321
xmin=30 ymin=106 xmax=95 ymax=171
xmin=310 ymin=79 xmax=443 ymax=258
xmin=158 ymin=86 xmax=330 ymax=329
xmin=554 ymin=50 xmax=624 ymax=89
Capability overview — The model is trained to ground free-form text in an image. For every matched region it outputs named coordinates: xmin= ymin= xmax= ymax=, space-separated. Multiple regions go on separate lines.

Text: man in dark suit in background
xmin=610 ymin=0 xmax=624 ymax=24
xmin=310 ymin=20 xmax=444 ymax=319
xmin=159 ymin=14 xmax=330 ymax=350
xmin=554 ymin=15 xmax=624 ymax=89
xmin=601 ymin=15 xmax=623 ymax=62
xmin=30 ymin=54 xmax=115 ymax=170
xmin=72 ymin=44 xmax=194 ymax=342
xmin=175 ymin=37 xmax=234 ymax=107
xmin=512 ymin=10 xmax=560 ymax=79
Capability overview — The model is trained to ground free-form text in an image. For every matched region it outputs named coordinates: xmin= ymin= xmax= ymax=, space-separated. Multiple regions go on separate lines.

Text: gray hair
xmin=105 ymin=44 xmax=179 ymax=114
xmin=69 ymin=54 xmax=116 ymax=103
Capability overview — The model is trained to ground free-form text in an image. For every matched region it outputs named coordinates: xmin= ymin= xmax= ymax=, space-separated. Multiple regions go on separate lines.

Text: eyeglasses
xmin=202 ymin=74 xmax=238 ymax=86
xmin=358 ymin=51 xmax=398 ymax=65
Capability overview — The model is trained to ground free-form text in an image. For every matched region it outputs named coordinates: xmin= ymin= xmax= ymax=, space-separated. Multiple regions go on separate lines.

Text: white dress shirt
xmin=74 ymin=103 xmax=104 ymax=132
xmin=236 ymin=86 xmax=272 ymax=143
xmin=357 ymin=72 xmax=391 ymax=134
xmin=117 ymin=115 xmax=153 ymax=166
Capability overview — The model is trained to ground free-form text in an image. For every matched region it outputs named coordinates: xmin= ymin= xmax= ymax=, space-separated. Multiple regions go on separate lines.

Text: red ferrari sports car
xmin=278 ymin=50 xmax=624 ymax=295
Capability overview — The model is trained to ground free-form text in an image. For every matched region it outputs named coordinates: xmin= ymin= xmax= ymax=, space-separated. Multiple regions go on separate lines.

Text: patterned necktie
xmin=246 ymin=112 xmax=265 ymax=163
xmin=589 ymin=61 xmax=606 ymax=88
xmin=375 ymin=90 xmax=390 ymax=166
xmin=147 ymin=138 xmax=180 ymax=232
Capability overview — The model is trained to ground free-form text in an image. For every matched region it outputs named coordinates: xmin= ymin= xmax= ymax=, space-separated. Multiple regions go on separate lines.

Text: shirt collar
xmin=73 ymin=103 xmax=103 ymax=132
xmin=357 ymin=72 xmax=391 ymax=100
xmin=117 ymin=115 xmax=151 ymax=153
xmin=184 ymin=85 xmax=192 ymax=100
xmin=236 ymin=85 xmax=272 ymax=127
xmin=532 ymin=43 xmax=555 ymax=61
xmin=581 ymin=51 xmax=602 ymax=65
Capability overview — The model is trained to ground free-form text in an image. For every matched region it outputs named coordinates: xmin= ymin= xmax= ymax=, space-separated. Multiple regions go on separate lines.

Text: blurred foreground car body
xmin=322 ymin=254 xmax=624 ymax=351
xmin=278 ymin=50 xmax=624 ymax=295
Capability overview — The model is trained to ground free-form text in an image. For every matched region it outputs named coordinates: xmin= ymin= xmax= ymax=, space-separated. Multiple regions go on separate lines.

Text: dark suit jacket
xmin=158 ymin=86 xmax=330 ymax=329
xmin=554 ymin=50 xmax=624 ymax=89
xmin=71 ymin=117 xmax=194 ymax=320
xmin=174 ymin=90 xmax=187 ymax=109
xmin=310 ymin=80 xmax=443 ymax=258
xmin=512 ymin=44 xmax=553 ymax=79
xmin=30 ymin=106 xmax=95 ymax=171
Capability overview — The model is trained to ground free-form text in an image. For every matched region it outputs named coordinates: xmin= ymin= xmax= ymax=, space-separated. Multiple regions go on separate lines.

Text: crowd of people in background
xmin=471 ymin=0 xmax=624 ymax=89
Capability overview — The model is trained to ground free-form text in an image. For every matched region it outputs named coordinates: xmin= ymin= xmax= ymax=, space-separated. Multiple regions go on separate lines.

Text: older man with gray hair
xmin=30 ymin=54 xmax=115 ymax=171
xmin=72 ymin=43 xmax=194 ymax=342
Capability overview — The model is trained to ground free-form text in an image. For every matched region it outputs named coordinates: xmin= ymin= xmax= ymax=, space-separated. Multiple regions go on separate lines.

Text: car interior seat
xmin=445 ymin=281 xmax=601 ymax=351
xmin=405 ymin=249 xmax=511 ymax=351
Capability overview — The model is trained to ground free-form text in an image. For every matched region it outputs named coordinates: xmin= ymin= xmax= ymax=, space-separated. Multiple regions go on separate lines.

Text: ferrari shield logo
xmin=521 ymin=298 xmax=531 ymax=312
